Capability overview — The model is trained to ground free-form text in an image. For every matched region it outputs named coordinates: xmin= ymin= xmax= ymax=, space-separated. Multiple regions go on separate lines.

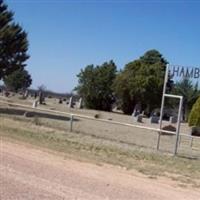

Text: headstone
xmin=150 ymin=116 xmax=159 ymax=124
xmin=58 ymin=98 xmax=63 ymax=104
xmin=24 ymin=90 xmax=29 ymax=99
xmin=68 ymin=96 xmax=73 ymax=108
xmin=78 ymin=98 xmax=83 ymax=109
xmin=136 ymin=114 xmax=143 ymax=123
xmin=38 ymin=91 xmax=45 ymax=104
xmin=132 ymin=109 xmax=140 ymax=117
xmin=34 ymin=92 xmax=37 ymax=99
xmin=169 ymin=116 xmax=177 ymax=124
xmin=134 ymin=103 xmax=141 ymax=112
xmin=4 ymin=91 xmax=10 ymax=97
xmin=32 ymin=100 xmax=38 ymax=108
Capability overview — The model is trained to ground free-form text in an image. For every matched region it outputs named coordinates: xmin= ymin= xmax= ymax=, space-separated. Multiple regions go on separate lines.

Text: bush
xmin=161 ymin=125 xmax=176 ymax=135
xmin=33 ymin=116 xmax=41 ymax=126
xmin=94 ymin=113 xmax=101 ymax=119
xmin=188 ymin=96 xmax=200 ymax=127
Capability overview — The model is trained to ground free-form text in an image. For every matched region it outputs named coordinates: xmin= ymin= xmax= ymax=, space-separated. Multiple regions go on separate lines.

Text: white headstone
xmin=32 ymin=100 xmax=38 ymax=108
xmin=68 ymin=96 xmax=73 ymax=108
xmin=78 ymin=98 xmax=83 ymax=109
xmin=24 ymin=90 xmax=29 ymax=98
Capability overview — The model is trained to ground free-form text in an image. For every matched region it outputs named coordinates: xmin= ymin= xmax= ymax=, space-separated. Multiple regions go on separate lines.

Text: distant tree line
xmin=28 ymin=87 xmax=79 ymax=100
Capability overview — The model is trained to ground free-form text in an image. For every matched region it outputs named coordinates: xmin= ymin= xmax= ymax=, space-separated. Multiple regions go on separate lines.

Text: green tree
xmin=173 ymin=78 xmax=199 ymax=121
xmin=3 ymin=69 xmax=32 ymax=92
xmin=188 ymin=96 xmax=200 ymax=127
xmin=0 ymin=0 xmax=29 ymax=79
xmin=76 ymin=60 xmax=117 ymax=111
xmin=113 ymin=50 xmax=170 ymax=114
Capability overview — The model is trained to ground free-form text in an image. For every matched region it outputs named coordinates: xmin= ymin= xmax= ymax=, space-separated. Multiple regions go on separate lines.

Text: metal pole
xmin=70 ymin=114 xmax=74 ymax=132
xmin=157 ymin=64 xmax=169 ymax=150
xmin=190 ymin=137 xmax=194 ymax=148
xmin=174 ymin=96 xmax=183 ymax=156
xmin=178 ymin=135 xmax=182 ymax=147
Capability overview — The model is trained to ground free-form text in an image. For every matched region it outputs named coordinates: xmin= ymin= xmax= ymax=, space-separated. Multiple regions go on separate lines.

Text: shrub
xmin=94 ymin=113 xmax=101 ymax=119
xmin=33 ymin=116 xmax=41 ymax=126
xmin=161 ymin=125 xmax=176 ymax=135
xmin=188 ymin=96 xmax=200 ymax=127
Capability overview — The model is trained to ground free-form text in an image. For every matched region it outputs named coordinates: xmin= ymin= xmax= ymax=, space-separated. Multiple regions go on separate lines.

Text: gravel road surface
xmin=0 ymin=140 xmax=199 ymax=200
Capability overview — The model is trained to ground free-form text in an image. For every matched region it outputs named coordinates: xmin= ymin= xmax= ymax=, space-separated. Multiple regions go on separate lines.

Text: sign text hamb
xmin=170 ymin=66 xmax=200 ymax=79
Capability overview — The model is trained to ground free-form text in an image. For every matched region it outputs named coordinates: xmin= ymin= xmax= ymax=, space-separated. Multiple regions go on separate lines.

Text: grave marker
xmin=78 ymin=98 xmax=83 ymax=109
xmin=68 ymin=96 xmax=73 ymax=108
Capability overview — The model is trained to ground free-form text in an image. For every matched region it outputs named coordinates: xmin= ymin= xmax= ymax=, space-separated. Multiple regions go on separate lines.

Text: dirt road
xmin=0 ymin=140 xmax=199 ymax=200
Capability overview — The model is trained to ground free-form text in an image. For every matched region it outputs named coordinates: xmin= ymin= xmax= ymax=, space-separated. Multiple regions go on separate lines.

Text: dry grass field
xmin=0 ymin=95 xmax=200 ymax=188
xmin=0 ymin=95 xmax=199 ymax=156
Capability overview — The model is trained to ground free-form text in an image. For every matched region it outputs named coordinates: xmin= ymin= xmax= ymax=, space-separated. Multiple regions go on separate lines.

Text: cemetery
xmin=1 ymin=1 xmax=200 ymax=198
xmin=0 ymin=84 xmax=199 ymax=160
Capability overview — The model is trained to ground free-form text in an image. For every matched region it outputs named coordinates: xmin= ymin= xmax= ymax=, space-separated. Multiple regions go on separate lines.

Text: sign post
xmin=157 ymin=64 xmax=199 ymax=155
xmin=157 ymin=64 xmax=169 ymax=150
xmin=174 ymin=95 xmax=183 ymax=155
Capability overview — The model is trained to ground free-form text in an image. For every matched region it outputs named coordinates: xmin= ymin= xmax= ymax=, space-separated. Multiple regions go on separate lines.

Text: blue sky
xmin=5 ymin=0 xmax=200 ymax=93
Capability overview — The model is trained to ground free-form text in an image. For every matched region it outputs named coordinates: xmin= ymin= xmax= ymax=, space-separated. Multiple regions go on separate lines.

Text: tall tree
xmin=113 ymin=50 xmax=171 ymax=114
xmin=3 ymin=69 xmax=32 ymax=92
xmin=76 ymin=60 xmax=117 ymax=111
xmin=0 ymin=0 xmax=29 ymax=79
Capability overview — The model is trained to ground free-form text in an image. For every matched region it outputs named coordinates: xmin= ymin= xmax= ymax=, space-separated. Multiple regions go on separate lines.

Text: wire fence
xmin=0 ymin=100 xmax=199 ymax=159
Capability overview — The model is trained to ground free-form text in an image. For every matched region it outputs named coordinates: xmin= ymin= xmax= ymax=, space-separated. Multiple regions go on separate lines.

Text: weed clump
xmin=33 ymin=116 xmax=41 ymax=126
xmin=161 ymin=125 xmax=176 ymax=135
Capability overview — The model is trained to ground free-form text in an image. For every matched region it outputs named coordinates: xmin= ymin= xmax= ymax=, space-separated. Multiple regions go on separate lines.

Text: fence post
xmin=157 ymin=64 xmax=169 ymax=150
xmin=178 ymin=135 xmax=182 ymax=147
xmin=70 ymin=114 xmax=74 ymax=132
xmin=190 ymin=137 xmax=194 ymax=148
xmin=174 ymin=96 xmax=183 ymax=156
